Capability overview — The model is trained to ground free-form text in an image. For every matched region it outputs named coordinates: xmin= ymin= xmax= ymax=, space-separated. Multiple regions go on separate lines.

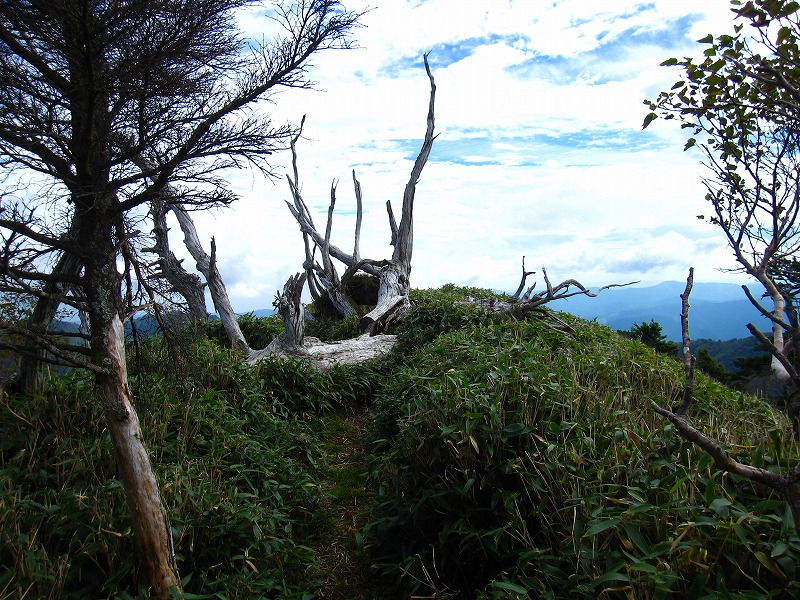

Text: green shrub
xmin=0 ymin=337 xmax=326 ymax=599
xmin=366 ymin=314 xmax=800 ymax=598
xmin=306 ymin=314 xmax=361 ymax=342
xmin=205 ymin=312 xmax=284 ymax=349
xmin=397 ymin=284 xmax=499 ymax=351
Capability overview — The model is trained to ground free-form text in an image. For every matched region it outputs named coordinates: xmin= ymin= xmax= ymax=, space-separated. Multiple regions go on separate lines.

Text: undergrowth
xmin=1 ymin=335 xmax=334 ymax=599
xmin=2 ymin=284 xmax=799 ymax=599
xmin=365 ymin=291 xmax=800 ymax=598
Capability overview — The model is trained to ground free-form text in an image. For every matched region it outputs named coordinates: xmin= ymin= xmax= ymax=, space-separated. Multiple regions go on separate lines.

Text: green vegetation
xmin=618 ymin=320 xmax=679 ymax=356
xmin=2 ymin=285 xmax=799 ymax=598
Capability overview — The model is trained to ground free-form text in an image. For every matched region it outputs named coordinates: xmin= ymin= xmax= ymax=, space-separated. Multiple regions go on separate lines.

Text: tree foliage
xmin=645 ymin=0 xmax=800 ymax=428
xmin=618 ymin=320 xmax=679 ymax=355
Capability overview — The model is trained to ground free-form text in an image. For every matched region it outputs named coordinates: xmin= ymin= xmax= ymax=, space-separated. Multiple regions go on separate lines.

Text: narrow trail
xmin=311 ymin=408 xmax=376 ymax=599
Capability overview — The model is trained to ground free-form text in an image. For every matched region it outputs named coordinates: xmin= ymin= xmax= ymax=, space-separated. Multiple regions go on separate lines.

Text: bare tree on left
xmin=0 ymin=0 xmax=361 ymax=596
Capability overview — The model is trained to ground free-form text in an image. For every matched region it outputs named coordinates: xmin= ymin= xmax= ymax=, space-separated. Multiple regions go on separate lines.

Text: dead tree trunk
xmin=465 ymin=258 xmax=635 ymax=332
xmin=249 ymin=273 xmax=399 ymax=369
xmin=12 ymin=248 xmax=83 ymax=394
xmin=147 ymin=199 xmax=208 ymax=323
xmin=284 ymin=54 xmax=437 ymax=333
xmin=129 ymin=152 xmax=209 ymax=324
xmin=171 ymin=205 xmax=249 ymax=353
xmin=360 ymin=261 xmax=410 ymax=334
xmin=285 ymin=120 xmax=362 ymax=319
xmin=651 ymin=268 xmax=800 ymax=535
xmin=360 ymin=56 xmax=437 ymax=334
xmin=263 ymin=273 xmax=308 ymax=356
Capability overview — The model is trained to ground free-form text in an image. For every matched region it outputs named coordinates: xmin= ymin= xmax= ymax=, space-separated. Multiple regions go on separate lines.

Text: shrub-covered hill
xmin=367 ymin=287 xmax=800 ymax=598
xmin=1 ymin=284 xmax=798 ymax=599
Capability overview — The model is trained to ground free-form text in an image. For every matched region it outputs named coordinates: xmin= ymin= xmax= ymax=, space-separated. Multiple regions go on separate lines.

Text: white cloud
xmin=178 ymin=0 xmax=752 ymax=313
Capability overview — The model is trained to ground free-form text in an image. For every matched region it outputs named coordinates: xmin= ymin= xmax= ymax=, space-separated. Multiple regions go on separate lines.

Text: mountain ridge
xmin=547 ymin=280 xmax=772 ymax=341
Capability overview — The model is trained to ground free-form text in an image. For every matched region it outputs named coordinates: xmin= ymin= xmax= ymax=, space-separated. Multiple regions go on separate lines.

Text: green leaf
xmin=491 ymin=581 xmax=529 ymax=594
xmin=462 ymin=478 xmax=475 ymax=495
xmin=623 ymin=523 xmax=650 ymax=555
xmin=592 ymin=563 xmax=630 ymax=587
xmin=772 ymin=540 xmax=788 ymax=557
xmin=642 ymin=112 xmax=658 ymax=129
xmin=503 ymin=422 xmax=531 ymax=437
xmin=584 ymin=517 xmax=621 ymax=537
xmin=660 ymin=57 xmax=679 ymax=66
xmin=754 ymin=551 xmax=788 ymax=582
xmin=709 ymin=497 xmax=732 ymax=516
xmin=628 ymin=561 xmax=658 ymax=574
xmin=697 ymin=34 xmax=714 ymax=44
xmin=776 ymin=2 xmax=800 ymax=18
xmin=684 ymin=137 xmax=697 ymax=151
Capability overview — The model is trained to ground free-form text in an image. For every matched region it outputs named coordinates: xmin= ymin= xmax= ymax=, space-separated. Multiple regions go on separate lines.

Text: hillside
xmin=1 ymin=285 xmax=797 ymax=599
xmin=692 ymin=336 xmax=766 ymax=373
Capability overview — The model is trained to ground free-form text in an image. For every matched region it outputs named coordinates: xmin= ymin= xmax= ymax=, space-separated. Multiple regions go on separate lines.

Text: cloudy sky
xmin=177 ymin=0 xmax=745 ymax=313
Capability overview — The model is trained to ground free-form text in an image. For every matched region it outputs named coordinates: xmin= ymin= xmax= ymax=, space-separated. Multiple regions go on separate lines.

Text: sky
xmin=174 ymin=0 xmax=747 ymax=314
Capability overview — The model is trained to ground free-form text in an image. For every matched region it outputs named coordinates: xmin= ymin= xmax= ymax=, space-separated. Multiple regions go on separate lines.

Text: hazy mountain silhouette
xmin=549 ymin=281 xmax=772 ymax=341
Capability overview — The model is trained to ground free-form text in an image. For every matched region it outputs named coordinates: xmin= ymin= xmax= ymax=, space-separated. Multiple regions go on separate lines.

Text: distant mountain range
xmin=548 ymin=281 xmax=773 ymax=342
xmin=49 ymin=282 xmax=771 ymax=344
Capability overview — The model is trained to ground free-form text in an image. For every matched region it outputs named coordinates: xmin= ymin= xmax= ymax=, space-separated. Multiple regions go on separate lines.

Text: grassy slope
xmin=1 ymin=285 xmax=799 ymax=599
xmin=365 ymin=286 xmax=800 ymax=598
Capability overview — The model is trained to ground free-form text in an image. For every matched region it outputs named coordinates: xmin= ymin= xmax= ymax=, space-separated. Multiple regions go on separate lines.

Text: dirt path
xmin=311 ymin=408 xmax=375 ymax=599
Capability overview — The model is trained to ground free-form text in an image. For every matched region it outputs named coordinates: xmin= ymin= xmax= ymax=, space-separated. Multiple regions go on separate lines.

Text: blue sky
xmin=179 ymin=0 xmax=744 ymax=312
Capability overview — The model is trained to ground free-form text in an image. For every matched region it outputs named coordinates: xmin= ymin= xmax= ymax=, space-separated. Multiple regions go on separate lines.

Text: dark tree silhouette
xmin=0 ymin=0 xmax=361 ymax=594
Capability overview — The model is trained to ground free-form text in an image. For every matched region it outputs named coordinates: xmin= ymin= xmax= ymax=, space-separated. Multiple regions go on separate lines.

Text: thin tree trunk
xmin=171 ymin=205 xmax=249 ymax=352
xmin=98 ymin=313 xmax=180 ymax=595
xmin=13 ymin=249 xmax=82 ymax=394
xmin=79 ymin=203 xmax=181 ymax=597
xmin=148 ymin=199 xmax=208 ymax=322
xmin=765 ymin=277 xmax=792 ymax=383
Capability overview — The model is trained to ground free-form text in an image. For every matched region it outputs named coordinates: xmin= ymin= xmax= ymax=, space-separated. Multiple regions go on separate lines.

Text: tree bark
xmin=148 ymin=199 xmax=208 ymax=323
xmin=171 ymin=205 xmax=249 ymax=352
xmin=98 ymin=313 xmax=180 ymax=595
xmin=79 ymin=204 xmax=181 ymax=597
xmin=264 ymin=273 xmax=308 ymax=355
xmin=251 ymin=333 xmax=397 ymax=370
xmin=360 ymin=262 xmax=411 ymax=335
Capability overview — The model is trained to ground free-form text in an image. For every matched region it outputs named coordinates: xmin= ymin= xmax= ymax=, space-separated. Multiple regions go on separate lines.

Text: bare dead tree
xmin=465 ymin=257 xmax=635 ymax=332
xmin=285 ymin=122 xmax=363 ymax=319
xmin=264 ymin=272 xmax=308 ymax=355
xmin=651 ymin=268 xmax=800 ymax=536
xmin=169 ymin=205 xmax=250 ymax=353
xmin=145 ymin=197 xmax=208 ymax=324
xmin=285 ymin=53 xmax=437 ymax=334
